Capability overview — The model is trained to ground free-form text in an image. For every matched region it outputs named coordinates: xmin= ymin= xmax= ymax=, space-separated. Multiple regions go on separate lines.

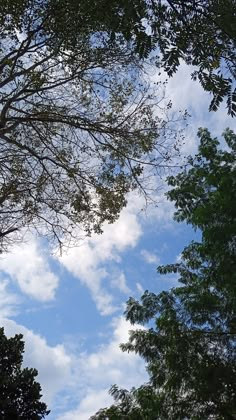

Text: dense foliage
xmin=0 ymin=327 xmax=49 ymax=419
xmin=47 ymin=0 xmax=236 ymax=115
xmin=92 ymin=128 xmax=236 ymax=419
xmin=48 ymin=0 xmax=236 ymax=115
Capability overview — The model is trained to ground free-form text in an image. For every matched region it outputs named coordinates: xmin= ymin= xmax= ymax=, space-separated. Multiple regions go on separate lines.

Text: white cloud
xmin=58 ymin=389 xmax=113 ymax=420
xmin=144 ymin=63 xmax=235 ymax=230
xmin=141 ymin=249 xmax=160 ymax=265
xmin=58 ymin=199 xmax=142 ymax=315
xmin=140 ymin=186 xmax=176 ymax=229
xmin=154 ymin=62 xmax=235 ymax=156
xmin=0 ymin=318 xmax=73 ymax=406
xmin=0 ymin=314 xmax=147 ymax=420
xmin=0 ymin=237 xmax=59 ymax=301
xmin=111 ymin=272 xmax=131 ymax=294
xmin=57 ymin=316 xmax=147 ymax=420
xmin=0 ymin=279 xmax=20 ymax=317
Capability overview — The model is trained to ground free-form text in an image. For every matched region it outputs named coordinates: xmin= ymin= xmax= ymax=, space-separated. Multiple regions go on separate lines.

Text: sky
xmin=0 ymin=62 xmax=234 ymax=419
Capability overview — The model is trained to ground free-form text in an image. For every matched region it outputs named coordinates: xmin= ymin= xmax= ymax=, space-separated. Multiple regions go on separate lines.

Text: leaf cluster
xmin=92 ymin=128 xmax=236 ymax=419
xmin=149 ymin=0 xmax=236 ymax=115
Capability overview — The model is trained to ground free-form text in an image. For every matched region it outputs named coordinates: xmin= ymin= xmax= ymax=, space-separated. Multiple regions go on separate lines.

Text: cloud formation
xmin=0 ymin=318 xmax=73 ymax=405
xmin=57 ymin=316 xmax=146 ymax=420
xmin=0 ymin=237 xmax=59 ymax=301
xmin=59 ymin=199 xmax=142 ymax=315
xmin=111 ymin=272 xmax=131 ymax=294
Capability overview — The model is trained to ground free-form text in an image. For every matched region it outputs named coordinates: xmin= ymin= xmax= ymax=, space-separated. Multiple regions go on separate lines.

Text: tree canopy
xmin=0 ymin=327 xmax=49 ymax=419
xmin=40 ymin=0 xmax=236 ymax=115
xmin=42 ymin=0 xmax=236 ymax=115
xmin=91 ymin=128 xmax=236 ymax=419
xmin=149 ymin=0 xmax=236 ymax=116
xmin=0 ymin=0 xmax=184 ymax=250
xmin=0 ymin=0 xmax=235 ymax=250
xmin=0 ymin=1 xmax=235 ymax=417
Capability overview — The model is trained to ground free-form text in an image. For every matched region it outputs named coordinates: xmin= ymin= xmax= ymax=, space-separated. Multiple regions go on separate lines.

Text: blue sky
xmin=0 ymin=62 xmax=234 ymax=419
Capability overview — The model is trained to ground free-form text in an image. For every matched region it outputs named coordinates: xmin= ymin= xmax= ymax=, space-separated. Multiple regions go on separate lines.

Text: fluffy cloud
xmin=58 ymin=198 xmax=142 ymax=315
xmin=0 ymin=237 xmax=59 ymax=301
xmin=57 ymin=316 xmax=147 ymax=420
xmin=82 ymin=316 xmax=145 ymax=385
xmin=154 ymin=62 xmax=235 ymax=156
xmin=58 ymin=389 xmax=113 ymax=420
xmin=0 ymin=318 xmax=73 ymax=406
xmin=0 ymin=314 xmax=147 ymax=419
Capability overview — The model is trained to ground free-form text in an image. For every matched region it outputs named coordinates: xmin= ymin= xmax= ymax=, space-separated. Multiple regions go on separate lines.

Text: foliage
xmin=0 ymin=327 xmax=49 ymax=419
xmin=0 ymin=0 xmax=182 ymax=250
xmin=149 ymin=0 xmax=236 ymax=116
xmin=48 ymin=0 xmax=236 ymax=115
xmin=41 ymin=0 xmax=236 ymax=115
xmin=91 ymin=128 xmax=236 ymax=419
xmin=0 ymin=0 xmax=235 ymax=250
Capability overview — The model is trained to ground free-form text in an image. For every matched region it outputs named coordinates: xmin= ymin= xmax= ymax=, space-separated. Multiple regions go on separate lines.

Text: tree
xmin=56 ymin=0 xmax=236 ymax=115
xmin=40 ymin=0 xmax=236 ymax=116
xmin=149 ymin=0 xmax=236 ymax=116
xmin=49 ymin=0 xmax=236 ymax=116
xmin=0 ymin=0 xmax=182 ymax=250
xmin=0 ymin=0 xmax=235 ymax=251
xmin=0 ymin=327 xmax=49 ymax=419
xmin=91 ymin=128 xmax=236 ymax=419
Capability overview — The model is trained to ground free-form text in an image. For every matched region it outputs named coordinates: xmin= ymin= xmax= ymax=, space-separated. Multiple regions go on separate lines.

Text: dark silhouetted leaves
xmin=91 ymin=128 xmax=236 ymax=419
